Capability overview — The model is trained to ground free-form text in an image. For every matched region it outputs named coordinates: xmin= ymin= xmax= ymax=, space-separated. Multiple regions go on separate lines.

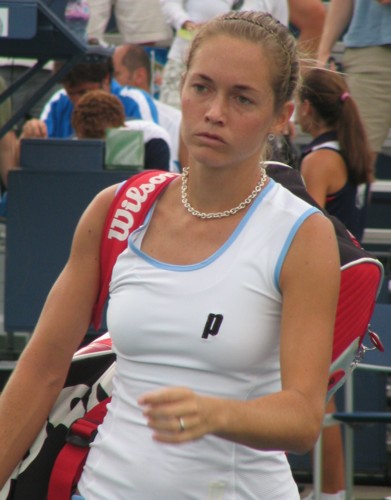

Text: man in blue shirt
xmin=20 ymin=55 xmax=159 ymax=139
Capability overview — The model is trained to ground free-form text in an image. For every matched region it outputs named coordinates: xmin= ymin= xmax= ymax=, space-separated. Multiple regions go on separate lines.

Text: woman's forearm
xmin=0 ymin=327 xmax=76 ymax=487
xmin=317 ymin=0 xmax=354 ymax=65
xmin=211 ymin=390 xmax=325 ymax=454
xmin=140 ymin=386 xmax=327 ymax=454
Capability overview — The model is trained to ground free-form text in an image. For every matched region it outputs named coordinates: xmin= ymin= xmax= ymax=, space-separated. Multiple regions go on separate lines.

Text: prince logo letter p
xmin=202 ymin=313 xmax=224 ymax=339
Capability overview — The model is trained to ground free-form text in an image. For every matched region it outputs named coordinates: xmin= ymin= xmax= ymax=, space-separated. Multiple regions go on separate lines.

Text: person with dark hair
xmin=72 ymin=89 xmax=171 ymax=170
xmin=0 ymin=12 xmax=340 ymax=499
xmin=297 ymin=67 xmax=372 ymax=500
xmin=297 ymin=68 xmax=372 ymax=243
xmin=20 ymin=56 xmax=159 ymax=140
xmin=113 ymin=43 xmax=185 ymax=171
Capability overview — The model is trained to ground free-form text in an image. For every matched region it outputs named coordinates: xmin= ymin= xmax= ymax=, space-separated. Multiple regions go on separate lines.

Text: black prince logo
xmin=202 ymin=313 xmax=224 ymax=339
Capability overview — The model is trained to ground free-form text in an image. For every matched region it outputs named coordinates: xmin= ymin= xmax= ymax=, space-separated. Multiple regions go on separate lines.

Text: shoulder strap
xmin=312 ymin=140 xmax=340 ymax=152
xmin=48 ymin=170 xmax=179 ymax=498
xmin=47 ymin=397 xmax=111 ymax=500
xmin=91 ymin=170 xmax=179 ymax=330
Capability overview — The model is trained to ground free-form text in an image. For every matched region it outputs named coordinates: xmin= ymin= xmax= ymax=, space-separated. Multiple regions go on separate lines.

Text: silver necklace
xmin=181 ymin=165 xmax=268 ymax=219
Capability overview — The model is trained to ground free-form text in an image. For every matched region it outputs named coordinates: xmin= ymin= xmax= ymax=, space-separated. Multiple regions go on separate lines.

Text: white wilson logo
xmin=108 ymin=172 xmax=177 ymax=241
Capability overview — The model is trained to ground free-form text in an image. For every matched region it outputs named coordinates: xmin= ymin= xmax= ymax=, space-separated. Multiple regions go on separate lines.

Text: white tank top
xmin=79 ymin=179 xmax=319 ymax=499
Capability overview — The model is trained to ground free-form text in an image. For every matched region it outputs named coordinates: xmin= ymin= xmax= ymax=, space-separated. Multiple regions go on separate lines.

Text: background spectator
xmin=87 ymin=0 xmax=172 ymax=45
xmin=288 ymin=0 xmax=326 ymax=60
xmin=297 ymin=68 xmax=372 ymax=243
xmin=317 ymin=0 xmax=391 ymax=178
xmin=112 ymin=43 xmax=186 ymax=170
xmin=20 ymin=55 xmax=159 ymax=141
xmin=72 ymin=89 xmax=171 ymax=170
xmin=158 ymin=0 xmax=259 ymax=109
xmin=71 ymin=88 xmax=125 ymax=138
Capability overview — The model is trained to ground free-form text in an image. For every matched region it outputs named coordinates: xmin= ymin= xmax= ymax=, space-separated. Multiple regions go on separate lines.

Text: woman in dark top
xmin=297 ymin=68 xmax=372 ymax=243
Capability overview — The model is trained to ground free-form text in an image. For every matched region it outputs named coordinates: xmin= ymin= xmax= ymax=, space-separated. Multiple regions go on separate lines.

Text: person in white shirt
xmin=158 ymin=1 xmax=289 ymax=110
xmin=0 ymin=12 xmax=340 ymax=499
xmin=87 ymin=0 xmax=172 ymax=45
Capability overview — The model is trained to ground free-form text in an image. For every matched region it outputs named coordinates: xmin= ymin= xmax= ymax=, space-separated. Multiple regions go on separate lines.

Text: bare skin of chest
xmin=140 ymin=185 xmax=247 ymax=266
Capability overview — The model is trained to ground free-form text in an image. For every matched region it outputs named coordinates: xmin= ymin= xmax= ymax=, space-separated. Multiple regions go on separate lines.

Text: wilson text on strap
xmin=91 ymin=169 xmax=178 ymax=329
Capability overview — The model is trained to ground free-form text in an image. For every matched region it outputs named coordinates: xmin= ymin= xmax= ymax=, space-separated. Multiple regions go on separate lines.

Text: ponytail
xmin=299 ymin=68 xmax=372 ymax=185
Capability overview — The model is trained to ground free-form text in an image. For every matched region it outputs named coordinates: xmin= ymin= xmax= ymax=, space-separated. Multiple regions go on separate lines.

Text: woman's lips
xmin=197 ymin=131 xmax=226 ymax=142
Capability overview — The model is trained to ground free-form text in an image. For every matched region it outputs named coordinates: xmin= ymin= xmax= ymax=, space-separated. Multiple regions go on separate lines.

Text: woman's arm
xmin=0 ymin=184 xmax=117 ymax=487
xmin=139 ymin=213 xmax=340 ymax=454
xmin=317 ymin=0 xmax=354 ymax=66
xmin=288 ymin=0 xmax=326 ymax=57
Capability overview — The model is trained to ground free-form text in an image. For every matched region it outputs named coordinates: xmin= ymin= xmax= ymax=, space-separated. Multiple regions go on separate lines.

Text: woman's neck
xmin=308 ymin=124 xmax=335 ymax=140
xmin=184 ymin=161 xmax=265 ymax=214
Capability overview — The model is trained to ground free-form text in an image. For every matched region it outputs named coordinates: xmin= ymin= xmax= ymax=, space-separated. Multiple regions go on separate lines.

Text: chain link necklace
xmin=181 ymin=165 xmax=268 ymax=219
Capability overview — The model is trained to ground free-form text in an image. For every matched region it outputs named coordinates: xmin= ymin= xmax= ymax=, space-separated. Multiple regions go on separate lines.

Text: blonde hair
xmin=185 ymin=11 xmax=300 ymax=112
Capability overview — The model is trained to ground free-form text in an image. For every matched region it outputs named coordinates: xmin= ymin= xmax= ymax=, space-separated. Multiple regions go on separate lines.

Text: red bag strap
xmin=91 ymin=170 xmax=179 ymax=329
xmin=47 ymin=397 xmax=111 ymax=500
xmin=47 ymin=171 xmax=178 ymax=498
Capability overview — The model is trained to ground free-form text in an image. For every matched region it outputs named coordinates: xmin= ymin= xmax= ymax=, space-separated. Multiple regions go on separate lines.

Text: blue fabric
xmin=42 ymin=81 xmax=158 ymax=139
xmin=343 ymin=0 xmax=391 ymax=47
xmin=112 ymin=80 xmax=159 ymax=124
xmin=71 ymin=495 xmax=85 ymax=500
xmin=0 ymin=191 xmax=7 ymax=218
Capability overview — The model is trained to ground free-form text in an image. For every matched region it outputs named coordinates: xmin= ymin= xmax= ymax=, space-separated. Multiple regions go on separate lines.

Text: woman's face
xmin=181 ymin=34 xmax=291 ymax=170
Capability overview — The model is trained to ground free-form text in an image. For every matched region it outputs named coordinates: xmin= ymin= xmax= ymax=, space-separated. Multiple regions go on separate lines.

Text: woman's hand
xmin=139 ymin=387 xmax=217 ymax=443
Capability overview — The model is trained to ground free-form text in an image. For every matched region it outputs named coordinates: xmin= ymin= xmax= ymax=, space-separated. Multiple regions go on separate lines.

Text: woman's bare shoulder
xmin=70 ymin=183 xmax=121 ymax=252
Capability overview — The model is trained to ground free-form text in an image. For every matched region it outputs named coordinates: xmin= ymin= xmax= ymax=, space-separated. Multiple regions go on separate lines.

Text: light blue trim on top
xmin=273 ymin=207 xmax=320 ymax=291
xmin=116 ymin=180 xmax=126 ymax=194
xmin=129 ymin=179 xmax=276 ymax=272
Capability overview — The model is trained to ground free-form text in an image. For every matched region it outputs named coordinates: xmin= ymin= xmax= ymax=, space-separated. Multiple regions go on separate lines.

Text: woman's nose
xmin=205 ymin=95 xmax=227 ymax=124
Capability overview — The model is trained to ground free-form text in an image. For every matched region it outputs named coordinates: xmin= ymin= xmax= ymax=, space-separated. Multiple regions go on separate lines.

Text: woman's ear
xmin=270 ymin=100 xmax=295 ymax=136
xmin=301 ymin=99 xmax=311 ymax=117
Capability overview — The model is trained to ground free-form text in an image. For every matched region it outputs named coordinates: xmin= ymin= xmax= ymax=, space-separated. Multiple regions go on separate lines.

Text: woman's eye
xmin=236 ymin=95 xmax=253 ymax=105
xmin=193 ymin=84 xmax=208 ymax=94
